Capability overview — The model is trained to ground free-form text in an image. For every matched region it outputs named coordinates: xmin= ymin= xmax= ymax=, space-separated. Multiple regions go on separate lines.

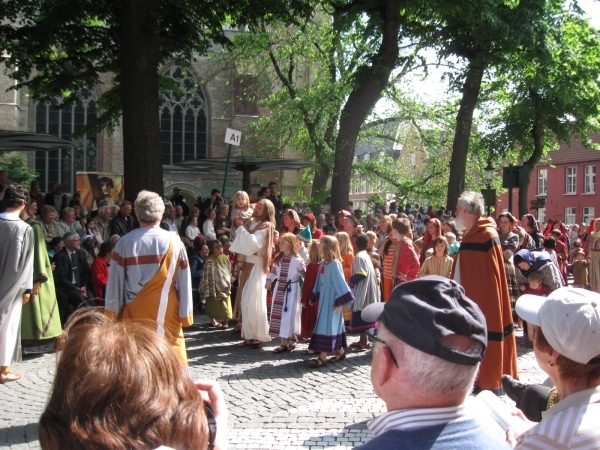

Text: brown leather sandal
xmin=309 ymin=357 xmax=328 ymax=367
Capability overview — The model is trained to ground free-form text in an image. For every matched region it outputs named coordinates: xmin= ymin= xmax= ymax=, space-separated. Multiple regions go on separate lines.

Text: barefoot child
xmin=307 ymin=236 xmax=355 ymax=367
xmin=266 ymin=233 xmax=305 ymax=353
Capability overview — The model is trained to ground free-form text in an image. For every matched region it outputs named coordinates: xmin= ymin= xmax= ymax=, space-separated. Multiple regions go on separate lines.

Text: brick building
xmin=495 ymin=133 xmax=600 ymax=225
xmin=0 ymin=29 xmax=304 ymax=205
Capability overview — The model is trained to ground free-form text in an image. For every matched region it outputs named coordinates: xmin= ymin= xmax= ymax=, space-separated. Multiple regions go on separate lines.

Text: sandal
xmin=301 ymin=349 xmax=316 ymax=355
xmin=328 ymin=353 xmax=347 ymax=363
xmin=0 ymin=371 xmax=20 ymax=384
xmin=237 ymin=340 xmax=261 ymax=347
xmin=273 ymin=345 xmax=288 ymax=354
xmin=350 ymin=342 xmax=370 ymax=352
xmin=309 ymin=357 xmax=328 ymax=367
xmin=287 ymin=343 xmax=296 ymax=352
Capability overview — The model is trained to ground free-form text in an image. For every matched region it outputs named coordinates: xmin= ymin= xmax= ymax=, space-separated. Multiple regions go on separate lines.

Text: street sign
xmin=502 ymin=165 xmax=521 ymax=188
xmin=224 ymin=128 xmax=242 ymax=147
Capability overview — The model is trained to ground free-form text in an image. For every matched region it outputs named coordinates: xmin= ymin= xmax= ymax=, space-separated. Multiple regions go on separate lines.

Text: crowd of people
xmin=1 ymin=168 xmax=599 ymax=449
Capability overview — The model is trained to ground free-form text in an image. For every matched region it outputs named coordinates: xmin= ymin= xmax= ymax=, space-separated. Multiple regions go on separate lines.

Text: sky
xmin=400 ymin=0 xmax=600 ymax=104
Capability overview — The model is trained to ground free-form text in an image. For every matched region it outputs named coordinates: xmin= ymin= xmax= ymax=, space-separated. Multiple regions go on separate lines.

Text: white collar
xmin=0 ymin=211 xmax=21 ymax=220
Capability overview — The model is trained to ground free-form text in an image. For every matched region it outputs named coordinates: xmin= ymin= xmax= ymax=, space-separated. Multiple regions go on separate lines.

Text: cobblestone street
xmin=0 ymin=315 xmax=547 ymax=449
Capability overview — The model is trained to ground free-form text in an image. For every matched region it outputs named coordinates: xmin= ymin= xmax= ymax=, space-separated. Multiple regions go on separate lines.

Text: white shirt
xmin=515 ymin=386 xmax=600 ymax=449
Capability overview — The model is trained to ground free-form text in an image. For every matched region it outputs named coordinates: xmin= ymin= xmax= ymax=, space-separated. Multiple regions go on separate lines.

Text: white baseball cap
xmin=516 ymin=287 xmax=600 ymax=365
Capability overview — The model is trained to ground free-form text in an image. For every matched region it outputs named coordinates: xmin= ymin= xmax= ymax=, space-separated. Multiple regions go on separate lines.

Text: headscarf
xmin=515 ymin=249 xmax=552 ymax=278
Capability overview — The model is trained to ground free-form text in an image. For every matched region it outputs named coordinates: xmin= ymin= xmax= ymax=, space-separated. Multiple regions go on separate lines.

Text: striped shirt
xmin=515 ymin=386 xmax=600 ymax=449
xmin=382 ymin=241 xmax=396 ymax=280
xmin=417 ymin=255 xmax=454 ymax=279
xmin=368 ymin=404 xmax=473 ymax=436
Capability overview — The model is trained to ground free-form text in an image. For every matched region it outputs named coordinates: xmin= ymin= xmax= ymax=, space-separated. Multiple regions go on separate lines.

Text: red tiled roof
xmin=546 ymin=133 xmax=600 ymax=165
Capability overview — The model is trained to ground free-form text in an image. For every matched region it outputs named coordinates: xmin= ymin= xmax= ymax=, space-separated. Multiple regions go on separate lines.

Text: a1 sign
xmin=225 ymin=128 xmax=242 ymax=147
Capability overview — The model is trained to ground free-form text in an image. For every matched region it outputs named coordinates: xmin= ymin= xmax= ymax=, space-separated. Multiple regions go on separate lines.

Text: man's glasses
xmin=367 ymin=329 xmax=399 ymax=368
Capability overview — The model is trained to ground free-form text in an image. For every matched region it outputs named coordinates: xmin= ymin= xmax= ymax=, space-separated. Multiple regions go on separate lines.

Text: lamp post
xmin=484 ymin=161 xmax=495 ymax=189
xmin=481 ymin=160 xmax=497 ymax=217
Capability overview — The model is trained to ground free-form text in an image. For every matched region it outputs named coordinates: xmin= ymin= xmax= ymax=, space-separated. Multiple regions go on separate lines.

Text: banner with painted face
xmin=76 ymin=172 xmax=125 ymax=212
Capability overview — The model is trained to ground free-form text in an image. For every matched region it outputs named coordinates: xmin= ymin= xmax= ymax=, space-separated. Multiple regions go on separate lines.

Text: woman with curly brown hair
xmin=39 ymin=308 xmax=227 ymax=450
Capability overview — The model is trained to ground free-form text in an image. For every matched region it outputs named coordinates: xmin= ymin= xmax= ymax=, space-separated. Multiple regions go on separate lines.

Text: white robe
xmin=0 ymin=211 xmax=34 ymax=366
xmin=230 ymin=223 xmax=271 ymax=342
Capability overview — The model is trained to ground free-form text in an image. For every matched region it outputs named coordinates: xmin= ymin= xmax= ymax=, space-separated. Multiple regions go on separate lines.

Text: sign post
xmin=222 ymin=128 xmax=242 ymax=198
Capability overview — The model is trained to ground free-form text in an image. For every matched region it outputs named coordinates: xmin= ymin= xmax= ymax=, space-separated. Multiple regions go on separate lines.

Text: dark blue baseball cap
xmin=362 ymin=276 xmax=487 ymax=366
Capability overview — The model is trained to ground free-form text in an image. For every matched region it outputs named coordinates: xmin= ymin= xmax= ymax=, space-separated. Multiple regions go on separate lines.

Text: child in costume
xmin=198 ymin=240 xmax=233 ymax=328
xmin=348 ymin=234 xmax=379 ymax=352
xmin=418 ymin=236 xmax=454 ymax=279
xmin=567 ymin=250 xmax=589 ymax=288
xmin=300 ymin=240 xmax=321 ymax=348
xmin=307 ymin=236 xmax=355 ymax=367
xmin=336 ymin=231 xmax=354 ymax=327
xmin=266 ymin=233 xmax=305 ymax=353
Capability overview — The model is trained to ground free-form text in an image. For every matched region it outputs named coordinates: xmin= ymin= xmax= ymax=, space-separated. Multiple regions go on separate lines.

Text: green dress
xmin=199 ymin=254 xmax=233 ymax=321
xmin=21 ymin=218 xmax=63 ymax=340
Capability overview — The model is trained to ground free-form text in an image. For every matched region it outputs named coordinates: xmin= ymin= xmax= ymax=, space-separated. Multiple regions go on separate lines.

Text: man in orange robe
xmin=452 ymin=191 xmax=518 ymax=393
xmin=105 ymin=190 xmax=193 ymax=365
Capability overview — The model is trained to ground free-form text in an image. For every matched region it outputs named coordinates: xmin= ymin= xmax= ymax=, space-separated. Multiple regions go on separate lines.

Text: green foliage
xmin=227 ymin=3 xmax=422 ymax=197
xmin=367 ymin=193 xmax=385 ymax=211
xmin=0 ymin=0 xmax=316 ymax=133
xmin=0 ymin=154 xmax=39 ymax=187
xmin=480 ymin=6 xmax=600 ymax=159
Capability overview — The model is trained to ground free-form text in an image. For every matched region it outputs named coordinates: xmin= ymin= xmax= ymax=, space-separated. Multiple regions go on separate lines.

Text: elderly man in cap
xmin=355 ymin=276 xmax=510 ymax=449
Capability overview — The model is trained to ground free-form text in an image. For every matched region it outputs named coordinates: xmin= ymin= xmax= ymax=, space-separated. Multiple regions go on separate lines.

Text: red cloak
xmin=452 ymin=217 xmax=518 ymax=390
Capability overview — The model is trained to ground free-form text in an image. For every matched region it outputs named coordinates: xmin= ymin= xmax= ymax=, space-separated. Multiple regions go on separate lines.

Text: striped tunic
xmin=268 ymin=255 xmax=305 ymax=338
xmin=417 ymin=255 xmax=454 ymax=279
xmin=515 ymin=386 xmax=600 ymax=449
xmin=105 ymin=227 xmax=193 ymax=363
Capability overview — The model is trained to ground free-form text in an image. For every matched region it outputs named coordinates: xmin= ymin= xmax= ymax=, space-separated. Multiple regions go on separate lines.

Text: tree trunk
xmin=118 ymin=0 xmax=163 ymax=202
xmin=330 ymin=0 xmax=402 ymax=214
xmin=446 ymin=56 xmax=486 ymax=212
xmin=519 ymin=114 xmax=545 ymax=217
xmin=311 ymin=160 xmax=331 ymax=198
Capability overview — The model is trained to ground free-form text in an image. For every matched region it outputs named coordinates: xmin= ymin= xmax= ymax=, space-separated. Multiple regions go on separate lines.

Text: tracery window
xmin=34 ymin=91 xmax=98 ymax=193
xmin=160 ymin=66 xmax=208 ymax=165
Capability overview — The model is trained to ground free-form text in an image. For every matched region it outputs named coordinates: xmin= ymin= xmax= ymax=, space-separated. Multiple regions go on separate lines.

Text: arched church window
xmin=34 ymin=91 xmax=98 ymax=193
xmin=160 ymin=66 xmax=208 ymax=166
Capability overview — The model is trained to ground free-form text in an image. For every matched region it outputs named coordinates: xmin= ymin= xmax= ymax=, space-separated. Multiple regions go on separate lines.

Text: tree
xmin=229 ymin=0 xmax=421 ymax=212
xmin=354 ymin=93 xmax=455 ymax=207
xmin=480 ymin=5 xmax=600 ymax=217
xmin=0 ymin=0 xmax=314 ymax=200
xmin=403 ymin=0 xmax=549 ymax=211
xmin=0 ymin=154 xmax=39 ymax=187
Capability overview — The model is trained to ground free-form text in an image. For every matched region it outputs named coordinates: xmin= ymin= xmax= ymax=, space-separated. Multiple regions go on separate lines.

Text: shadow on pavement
xmin=0 ymin=421 xmax=39 ymax=447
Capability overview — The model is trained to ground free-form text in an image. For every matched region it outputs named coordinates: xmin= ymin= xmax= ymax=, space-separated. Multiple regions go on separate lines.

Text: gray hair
xmin=110 ymin=205 xmax=120 ymax=214
xmin=457 ymin=191 xmax=485 ymax=217
xmin=134 ymin=190 xmax=165 ymax=223
xmin=98 ymin=205 xmax=111 ymax=216
xmin=41 ymin=204 xmax=57 ymax=218
xmin=378 ymin=326 xmax=479 ymax=397
xmin=63 ymin=232 xmax=79 ymax=242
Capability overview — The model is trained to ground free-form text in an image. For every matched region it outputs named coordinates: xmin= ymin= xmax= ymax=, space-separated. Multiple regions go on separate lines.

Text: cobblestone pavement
xmin=0 ymin=316 xmax=547 ymax=449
